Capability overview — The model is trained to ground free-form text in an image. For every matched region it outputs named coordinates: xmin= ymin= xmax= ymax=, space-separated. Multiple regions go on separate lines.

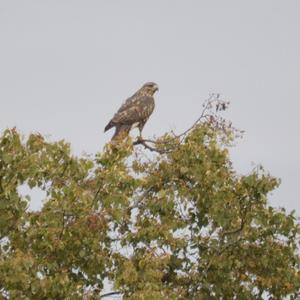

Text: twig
xmin=59 ymin=210 xmax=66 ymax=240
xmin=133 ymin=138 xmax=164 ymax=153
xmin=132 ymin=93 xmax=224 ymax=154
xmin=221 ymin=195 xmax=248 ymax=237
xmin=176 ymin=94 xmax=216 ymax=139
xmin=136 ymin=138 xmax=158 ymax=144
xmin=132 ymin=187 xmax=154 ymax=208
xmin=199 ymin=238 xmax=244 ymax=282
xmin=221 ymin=218 xmax=245 ymax=236
xmin=100 ymin=291 xmax=122 ymax=298
xmin=93 ymin=185 xmax=101 ymax=203
xmin=133 ymin=137 xmax=176 ymax=154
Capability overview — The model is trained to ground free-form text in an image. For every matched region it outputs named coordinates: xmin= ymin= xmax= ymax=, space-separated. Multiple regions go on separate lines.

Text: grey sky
xmin=0 ymin=1 xmax=299 ymax=213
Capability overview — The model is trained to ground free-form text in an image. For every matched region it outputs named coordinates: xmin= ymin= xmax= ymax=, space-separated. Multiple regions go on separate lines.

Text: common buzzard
xmin=104 ymin=82 xmax=159 ymax=141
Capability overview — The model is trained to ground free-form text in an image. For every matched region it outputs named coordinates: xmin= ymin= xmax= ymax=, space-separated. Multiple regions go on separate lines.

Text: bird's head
xmin=141 ymin=82 xmax=159 ymax=95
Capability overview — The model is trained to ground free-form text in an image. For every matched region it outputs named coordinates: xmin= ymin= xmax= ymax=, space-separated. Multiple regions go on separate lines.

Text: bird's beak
xmin=154 ymin=84 xmax=159 ymax=92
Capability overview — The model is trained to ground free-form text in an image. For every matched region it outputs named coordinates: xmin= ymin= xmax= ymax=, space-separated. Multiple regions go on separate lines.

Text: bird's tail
xmin=104 ymin=120 xmax=114 ymax=132
xmin=111 ymin=125 xmax=131 ymax=141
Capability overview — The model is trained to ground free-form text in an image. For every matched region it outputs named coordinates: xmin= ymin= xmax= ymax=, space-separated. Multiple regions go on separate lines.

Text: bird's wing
xmin=112 ymin=105 xmax=142 ymax=125
xmin=112 ymin=95 xmax=154 ymax=125
xmin=117 ymin=92 xmax=143 ymax=113
xmin=104 ymin=93 xmax=141 ymax=131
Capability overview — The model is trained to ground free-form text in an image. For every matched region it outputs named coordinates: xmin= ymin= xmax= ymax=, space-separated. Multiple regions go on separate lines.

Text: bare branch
xmin=100 ymin=291 xmax=122 ymax=298
xmin=133 ymin=138 xmax=165 ymax=153
xmin=132 ymin=93 xmax=229 ymax=153
xmin=175 ymin=93 xmax=217 ymax=139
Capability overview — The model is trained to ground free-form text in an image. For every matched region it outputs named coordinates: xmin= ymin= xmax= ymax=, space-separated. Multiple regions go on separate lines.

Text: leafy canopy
xmin=0 ymin=101 xmax=299 ymax=299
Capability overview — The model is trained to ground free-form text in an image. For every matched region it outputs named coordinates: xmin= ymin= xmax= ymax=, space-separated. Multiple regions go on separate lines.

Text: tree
xmin=0 ymin=98 xmax=299 ymax=299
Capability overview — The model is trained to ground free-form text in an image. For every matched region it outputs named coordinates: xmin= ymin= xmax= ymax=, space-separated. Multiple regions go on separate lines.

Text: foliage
xmin=0 ymin=102 xmax=299 ymax=299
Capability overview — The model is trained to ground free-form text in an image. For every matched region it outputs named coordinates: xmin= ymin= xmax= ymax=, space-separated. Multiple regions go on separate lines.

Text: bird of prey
xmin=104 ymin=82 xmax=159 ymax=141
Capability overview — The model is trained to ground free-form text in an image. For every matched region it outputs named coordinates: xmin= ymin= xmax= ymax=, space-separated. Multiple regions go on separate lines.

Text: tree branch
xmin=133 ymin=138 xmax=165 ymax=153
xmin=221 ymin=217 xmax=245 ymax=236
xmin=59 ymin=210 xmax=66 ymax=240
xmin=133 ymin=93 xmax=227 ymax=153
xmin=100 ymin=291 xmax=122 ymax=298
xmin=199 ymin=238 xmax=245 ymax=282
xmin=175 ymin=93 xmax=217 ymax=139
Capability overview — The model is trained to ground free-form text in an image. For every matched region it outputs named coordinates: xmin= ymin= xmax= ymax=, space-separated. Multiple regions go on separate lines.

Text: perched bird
xmin=104 ymin=82 xmax=159 ymax=141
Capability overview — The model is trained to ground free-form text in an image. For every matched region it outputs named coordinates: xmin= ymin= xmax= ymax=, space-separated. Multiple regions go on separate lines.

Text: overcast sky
xmin=0 ymin=1 xmax=299 ymax=214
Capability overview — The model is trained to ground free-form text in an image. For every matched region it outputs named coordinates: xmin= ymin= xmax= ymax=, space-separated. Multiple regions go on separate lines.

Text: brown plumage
xmin=104 ymin=82 xmax=159 ymax=141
